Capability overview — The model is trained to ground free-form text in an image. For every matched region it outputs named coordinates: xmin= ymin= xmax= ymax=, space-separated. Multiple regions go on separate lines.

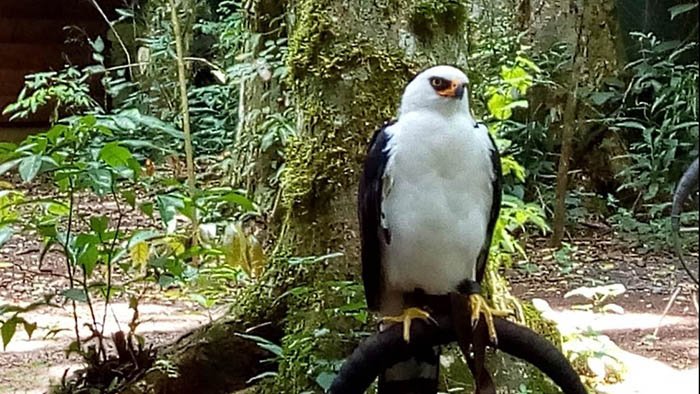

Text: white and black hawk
xmin=358 ymin=65 xmax=506 ymax=393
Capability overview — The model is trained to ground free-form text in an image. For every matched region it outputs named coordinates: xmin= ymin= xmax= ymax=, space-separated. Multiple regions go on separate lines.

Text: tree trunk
xmin=550 ymin=0 xmax=622 ymax=246
xmin=278 ymin=0 xmax=470 ymax=262
xmin=551 ymin=1 xmax=584 ymax=247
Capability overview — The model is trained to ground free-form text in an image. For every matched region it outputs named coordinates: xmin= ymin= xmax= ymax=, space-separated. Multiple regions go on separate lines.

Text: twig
xmin=231 ymin=73 xmax=247 ymax=186
xmin=169 ymin=0 xmax=199 ymax=261
xmin=89 ymin=0 xmax=133 ymax=80
xmin=64 ymin=176 xmax=82 ymax=350
xmin=81 ymin=264 xmax=107 ymax=361
xmin=101 ymin=57 xmax=223 ymax=74
xmin=653 ymin=286 xmax=682 ymax=338
xmin=551 ymin=1 xmax=585 ymax=247
xmin=100 ymin=181 xmax=124 ymax=345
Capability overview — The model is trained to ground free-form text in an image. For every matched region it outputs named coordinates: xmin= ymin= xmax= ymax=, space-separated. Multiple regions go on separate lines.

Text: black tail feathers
xmin=378 ymin=345 xmax=440 ymax=394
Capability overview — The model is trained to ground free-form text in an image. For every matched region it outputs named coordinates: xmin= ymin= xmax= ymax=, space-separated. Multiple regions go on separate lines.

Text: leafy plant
xmin=595 ymin=33 xmax=698 ymax=206
xmin=0 ymin=5 xmax=260 ymax=388
xmin=480 ymin=54 xmax=551 ymax=271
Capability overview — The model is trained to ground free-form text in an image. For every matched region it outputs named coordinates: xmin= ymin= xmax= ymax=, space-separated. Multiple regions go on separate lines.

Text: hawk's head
xmin=399 ymin=65 xmax=470 ymax=115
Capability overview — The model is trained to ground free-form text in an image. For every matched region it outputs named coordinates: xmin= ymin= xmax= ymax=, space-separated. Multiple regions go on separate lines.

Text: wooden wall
xmin=0 ymin=0 xmax=122 ymax=140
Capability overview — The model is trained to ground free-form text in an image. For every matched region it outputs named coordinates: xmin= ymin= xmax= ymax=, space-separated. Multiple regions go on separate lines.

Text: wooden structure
xmin=0 ymin=0 xmax=122 ymax=141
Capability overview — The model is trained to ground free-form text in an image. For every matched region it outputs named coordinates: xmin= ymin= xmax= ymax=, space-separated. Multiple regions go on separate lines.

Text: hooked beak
xmin=437 ymin=80 xmax=465 ymax=100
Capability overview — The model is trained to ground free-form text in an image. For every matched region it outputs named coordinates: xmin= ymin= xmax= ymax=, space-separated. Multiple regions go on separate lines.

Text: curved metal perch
xmin=329 ymin=312 xmax=586 ymax=394
xmin=671 ymin=157 xmax=699 ymax=285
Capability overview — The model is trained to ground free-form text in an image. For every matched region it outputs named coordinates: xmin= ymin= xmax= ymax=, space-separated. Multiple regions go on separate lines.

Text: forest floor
xmin=0 ymin=192 xmax=697 ymax=393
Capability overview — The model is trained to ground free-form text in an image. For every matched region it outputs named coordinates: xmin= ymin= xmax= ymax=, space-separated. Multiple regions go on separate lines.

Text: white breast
xmin=381 ymin=110 xmax=494 ymax=297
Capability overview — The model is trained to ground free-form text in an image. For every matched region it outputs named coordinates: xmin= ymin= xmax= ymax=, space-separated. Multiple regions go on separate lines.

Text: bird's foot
xmin=381 ymin=307 xmax=437 ymax=343
xmin=469 ymin=293 xmax=510 ymax=345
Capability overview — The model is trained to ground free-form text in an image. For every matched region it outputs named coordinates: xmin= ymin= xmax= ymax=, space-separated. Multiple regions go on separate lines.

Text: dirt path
xmin=509 ymin=227 xmax=698 ymax=393
xmin=0 ymin=301 xmax=210 ymax=394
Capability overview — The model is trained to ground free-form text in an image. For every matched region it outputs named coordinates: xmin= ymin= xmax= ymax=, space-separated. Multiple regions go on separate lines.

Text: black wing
xmin=475 ymin=124 xmax=503 ymax=283
xmin=358 ymin=122 xmax=394 ymax=311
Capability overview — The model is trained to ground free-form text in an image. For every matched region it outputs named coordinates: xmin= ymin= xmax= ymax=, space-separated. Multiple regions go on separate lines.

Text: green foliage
xmin=480 ymin=55 xmax=551 ymax=270
xmin=0 ymin=4 xmax=261 ymax=388
xmin=669 ymin=2 xmax=699 ymax=20
xmin=594 ymin=33 xmax=698 ymax=204
xmin=586 ymin=32 xmax=698 ymax=249
xmin=2 ymin=67 xmax=99 ymax=121
xmin=255 ymin=254 xmax=368 ymax=393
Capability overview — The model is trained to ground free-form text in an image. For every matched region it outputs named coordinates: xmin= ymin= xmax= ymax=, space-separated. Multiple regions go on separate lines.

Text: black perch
xmin=671 ymin=157 xmax=699 ymax=285
xmin=329 ymin=310 xmax=587 ymax=394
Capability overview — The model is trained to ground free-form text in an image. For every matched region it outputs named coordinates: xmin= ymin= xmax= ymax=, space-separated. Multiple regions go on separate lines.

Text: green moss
xmin=409 ymin=0 xmax=468 ymax=38
xmin=286 ymin=0 xmax=333 ymax=83
xmin=283 ymin=23 xmax=417 ymax=227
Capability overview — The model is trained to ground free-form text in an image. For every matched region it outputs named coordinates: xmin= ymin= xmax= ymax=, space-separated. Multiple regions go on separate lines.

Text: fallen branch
xmin=330 ymin=309 xmax=586 ymax=394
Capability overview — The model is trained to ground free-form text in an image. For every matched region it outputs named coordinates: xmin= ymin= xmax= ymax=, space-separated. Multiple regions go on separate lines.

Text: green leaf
xmin=234 ymin=333 xmax=282 ymax=356
xmin=487 ymin=93 xmax=512 ymax=120
xmin=589 ymin=92 xmax=617 ymax=106
xmin=109 ymin=109 xmax=184 ymax=140
xmin=23 ymin=320 xmax=37 ymax=340
xmin=37 ymin=223 xmax=57 ymax=238
xmin=158 ymin=274 xmax=176 ymax=288
xmin=1 ymin=317 xmax=18 ymax=349
xmin=616 ymin=120 xmax=646 ymax=131
xmin=0 ymin=226 xmax=14 ymax=248
xmin=0 ymin=158 xmax=21 ymax=177
xmin=130 ymin=241 xmax=150 ymax=268
xmin=127 ymin=230 xmax=158 ymax=248
xmin=139 ymin=202 xmax=154 ymax=218
xmin=122 ymin=190 xmax=136 ymax=208
xmin=315 ymin=372 xmax=336 ymax=391
xmin=92 ymin=36 xmax=105 ymax=53
xmin=669 ymin=3 xmax=697 ymax=19
xmin=90 ymin=216 xmax=109 ymax=236
xmin=18 ymin=155 xmax=43 ymax=182
xmin=157 ymin=195 xmax=184 ymax=227
xmin=220 ymin=192 xmax=255 ymax=211
xmin=78 ymin=244 xmax=99 ymax=275
xmin=99 ymin=142 xmax=133 ymax=168
xmin=644 ymin=182 xmax=659 ymax=201
xmin=62 ymin=288 xmax=88 ymax=302
xmin=87 ymin=168 xmax=113 ymax=195
xmin=75 ymin=233 xmax=99 ymax=249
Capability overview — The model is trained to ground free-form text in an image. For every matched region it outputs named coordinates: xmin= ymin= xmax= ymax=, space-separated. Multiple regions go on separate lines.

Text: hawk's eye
xmin=430 ymin=77 xmax=447 ymax=89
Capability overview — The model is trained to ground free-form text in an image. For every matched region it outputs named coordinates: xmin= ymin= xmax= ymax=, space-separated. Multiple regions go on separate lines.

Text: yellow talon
xmin=381 ymin=307 xmax=437 ymax=343
xmin=469 ymin=293 xmax=510 ymax=344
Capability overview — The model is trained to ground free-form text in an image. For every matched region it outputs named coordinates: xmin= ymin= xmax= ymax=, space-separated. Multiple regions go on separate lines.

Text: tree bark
xmin=551 ymin=0 xmax=585 ymax=247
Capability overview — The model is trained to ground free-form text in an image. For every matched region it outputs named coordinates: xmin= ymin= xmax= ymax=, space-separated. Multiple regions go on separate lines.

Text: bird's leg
xmin=469 ymin=293 xmax=510 ymax=345
xmin=381 ymin=307 xmax=437 ymax=343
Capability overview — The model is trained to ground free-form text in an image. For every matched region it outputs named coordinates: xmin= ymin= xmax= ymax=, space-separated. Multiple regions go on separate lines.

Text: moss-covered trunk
xmin=278 ymin=0 xmax=470 ymax=264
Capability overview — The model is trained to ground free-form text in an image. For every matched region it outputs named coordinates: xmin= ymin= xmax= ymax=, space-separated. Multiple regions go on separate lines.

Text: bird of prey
xmin=358 ymin=65 xmax=505 ymax=392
